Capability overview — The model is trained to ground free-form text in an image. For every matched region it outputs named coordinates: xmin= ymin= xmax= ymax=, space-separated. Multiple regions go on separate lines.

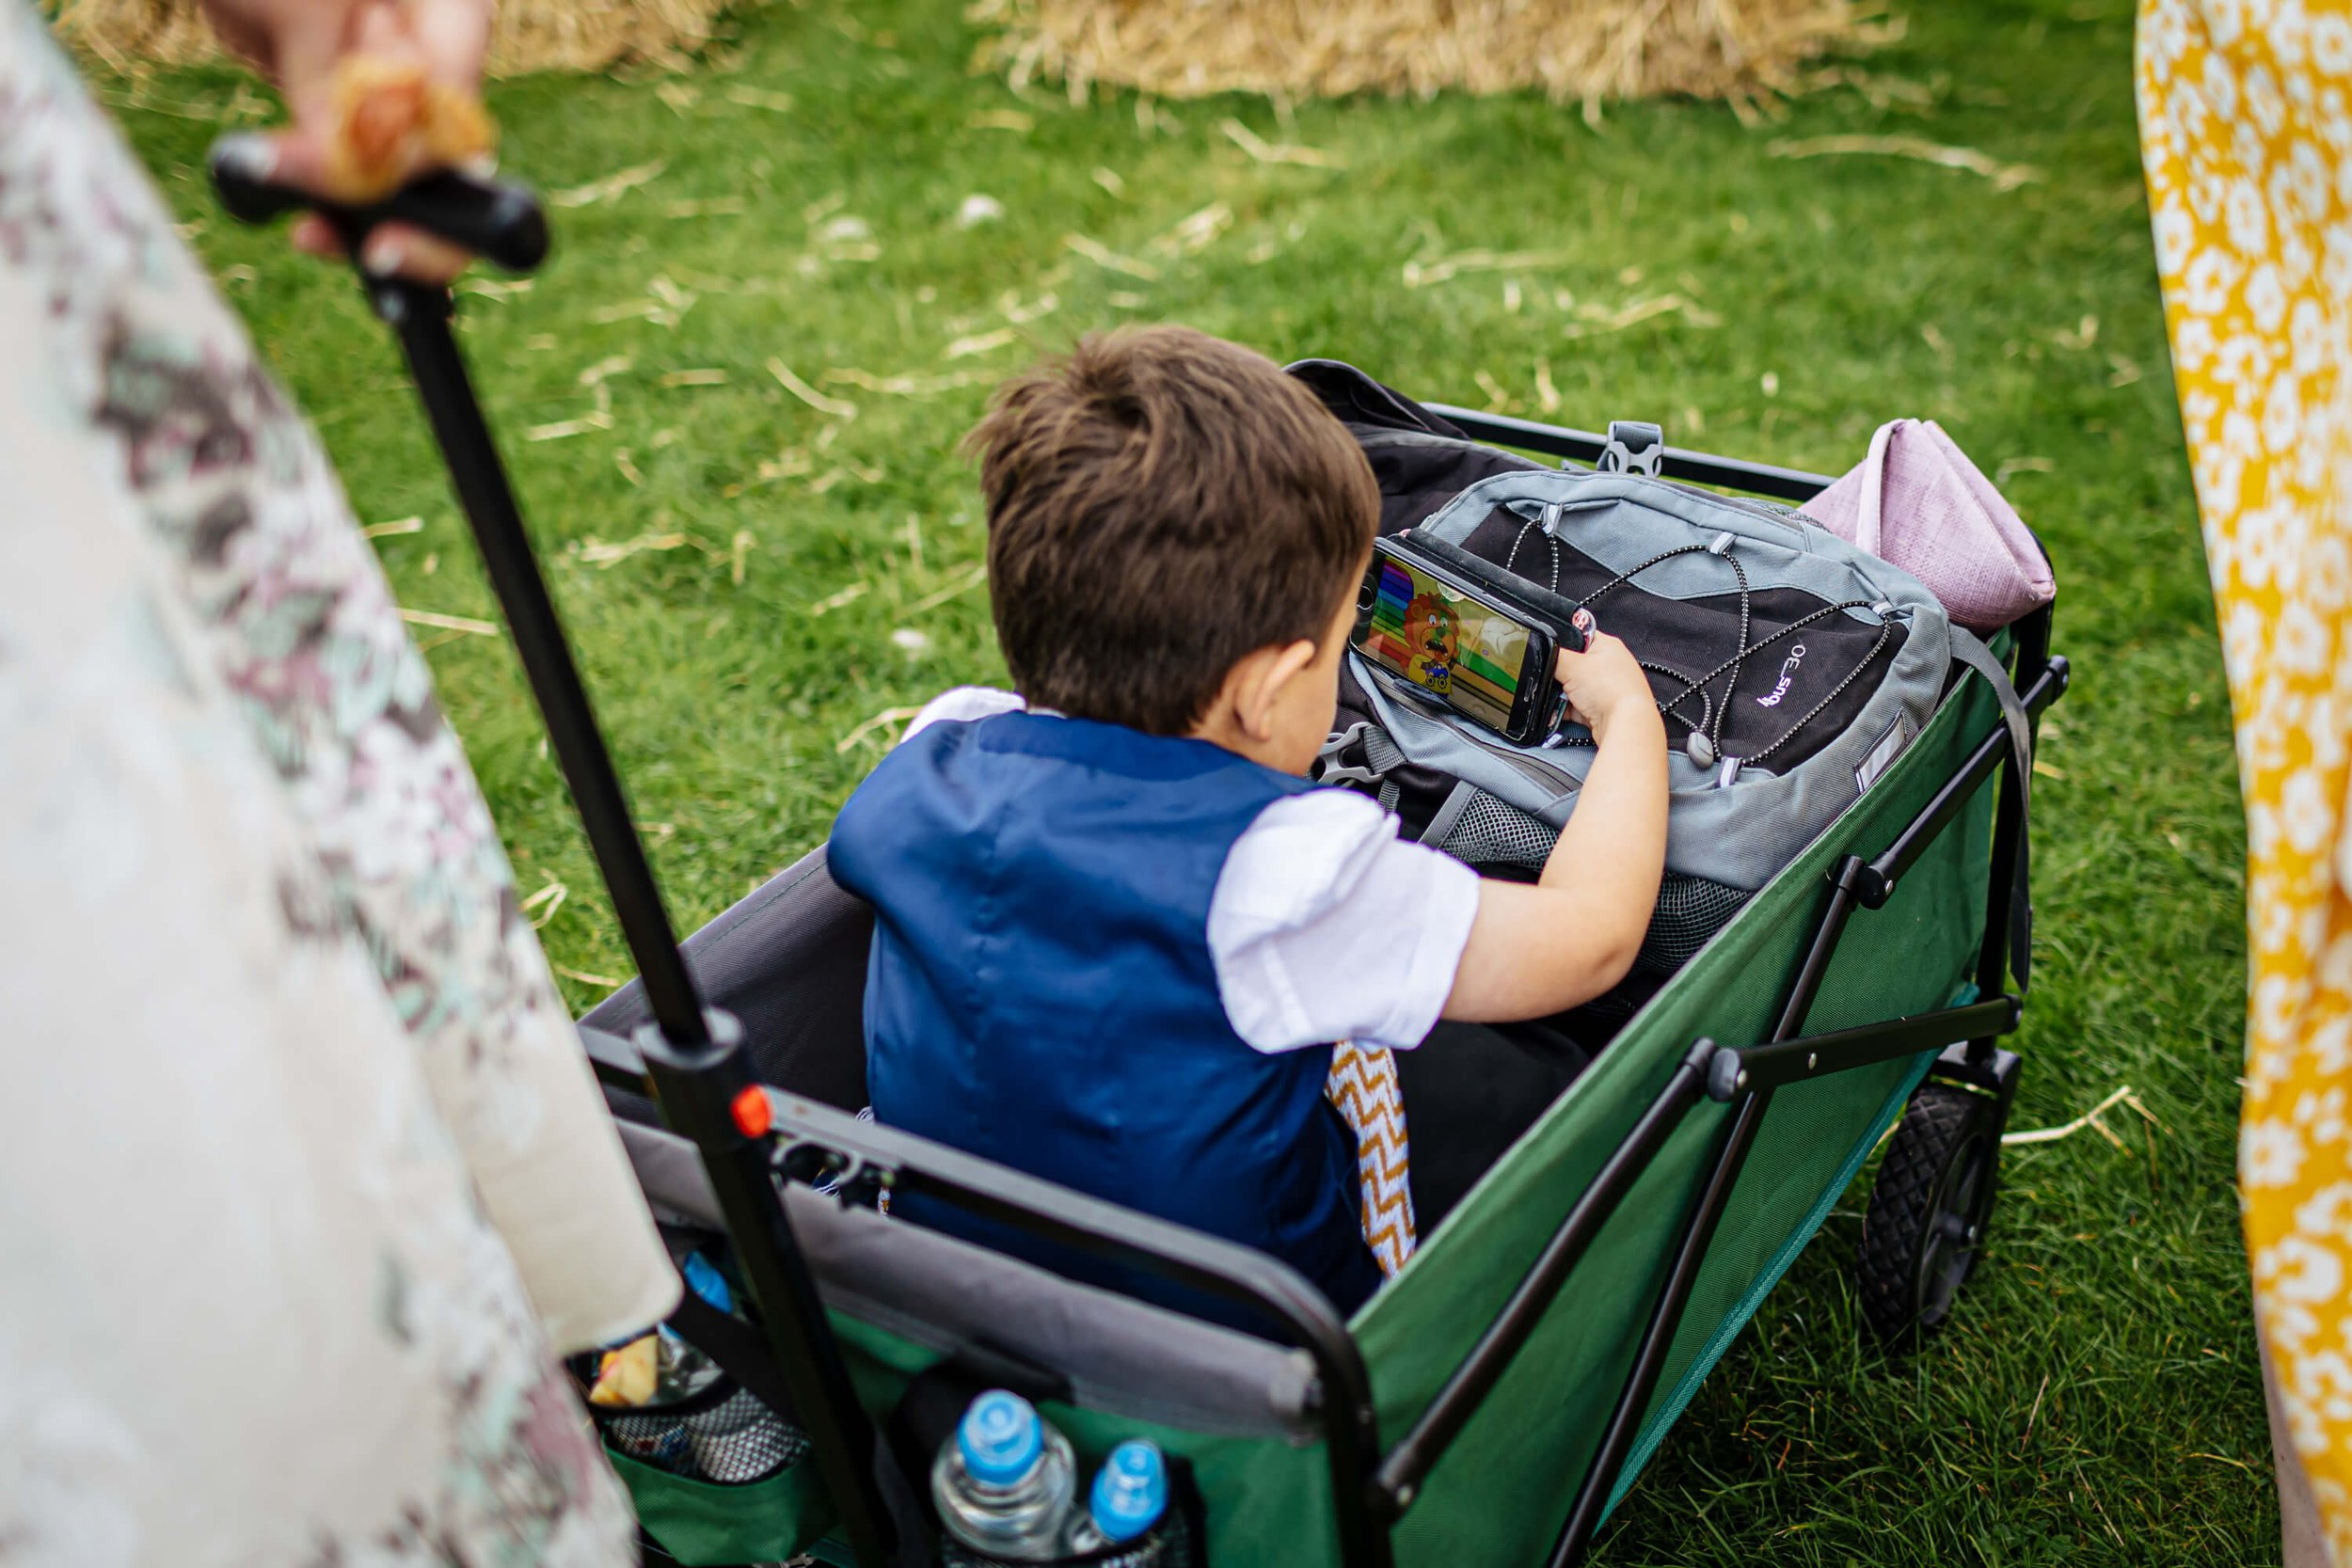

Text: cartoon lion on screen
xmin=1403 ymin=593 xmax=1459 ymax=694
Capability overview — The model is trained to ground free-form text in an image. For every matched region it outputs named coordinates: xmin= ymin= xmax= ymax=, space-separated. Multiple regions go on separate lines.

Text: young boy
xmin=829 ymin=327 xmax=1668 ymax=1313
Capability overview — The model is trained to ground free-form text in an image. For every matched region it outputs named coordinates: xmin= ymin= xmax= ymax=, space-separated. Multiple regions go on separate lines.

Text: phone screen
xmin=1354 ymin=554 xmax=1537 ymax=735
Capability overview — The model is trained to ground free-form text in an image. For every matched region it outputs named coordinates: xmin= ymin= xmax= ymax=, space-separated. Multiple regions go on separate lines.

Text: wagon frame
xmin=589 ymin=414 xmax=2065 ymax=1568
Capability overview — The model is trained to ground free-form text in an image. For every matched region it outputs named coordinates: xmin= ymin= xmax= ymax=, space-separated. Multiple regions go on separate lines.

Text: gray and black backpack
xmin=1292 ymin=361 xmax=2027 ymax=1015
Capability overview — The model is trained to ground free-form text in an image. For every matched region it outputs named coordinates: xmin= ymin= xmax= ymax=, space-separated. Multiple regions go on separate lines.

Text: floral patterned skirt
xmin=2140 ymin=0 xmax=2352 ymax=1555
xmin=0 ymin=5 xmax=675 ymax=1561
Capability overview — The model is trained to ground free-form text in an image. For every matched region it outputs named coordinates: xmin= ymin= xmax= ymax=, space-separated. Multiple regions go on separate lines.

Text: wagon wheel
xmin=1856 ymin=1080 xmax=2006 ymax=1348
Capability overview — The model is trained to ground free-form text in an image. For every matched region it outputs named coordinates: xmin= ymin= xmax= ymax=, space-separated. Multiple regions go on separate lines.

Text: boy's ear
xmin=1229 ymin=638 xmax=1322 ymax=742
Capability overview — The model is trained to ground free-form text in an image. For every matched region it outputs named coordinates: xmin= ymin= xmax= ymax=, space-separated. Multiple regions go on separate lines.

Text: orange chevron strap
xmin=1327 ymin=1039 xmax=1416 ymax=1276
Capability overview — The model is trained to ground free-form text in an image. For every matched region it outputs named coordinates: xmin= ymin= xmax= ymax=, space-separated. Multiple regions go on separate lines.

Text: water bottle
xmin=1063 ymin=1441 xmax=1171 ymax=1561
xmin=931 ymin=1390 xmax=1077 ymax=1561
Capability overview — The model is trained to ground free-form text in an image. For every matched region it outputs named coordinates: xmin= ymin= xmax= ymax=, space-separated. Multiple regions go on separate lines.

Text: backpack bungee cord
xmin=1503 ymin=514 xmax=1897 ymax=778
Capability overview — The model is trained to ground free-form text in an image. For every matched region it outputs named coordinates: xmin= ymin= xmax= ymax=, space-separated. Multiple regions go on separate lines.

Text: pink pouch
xmin=1799 ymin=419 xmax=2055 ymax=633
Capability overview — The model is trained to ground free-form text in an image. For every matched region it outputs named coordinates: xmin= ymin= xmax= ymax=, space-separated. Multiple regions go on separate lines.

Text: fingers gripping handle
xmin=207 ymin=134 xmax=550 ymax=275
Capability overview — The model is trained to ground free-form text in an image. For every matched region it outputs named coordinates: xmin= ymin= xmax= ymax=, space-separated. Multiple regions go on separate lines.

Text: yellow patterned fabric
xmin=1327 ymin=1040 xmax=1417 ymax=1275
xmin=2139 ymin=2 xmax=2352 ymax=1554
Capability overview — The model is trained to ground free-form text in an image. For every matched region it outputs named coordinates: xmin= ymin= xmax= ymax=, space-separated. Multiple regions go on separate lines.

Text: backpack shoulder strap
xmin=1948 ymin=626 xmax=2037 ymax=990
xmin=1947 ymin=627 xmax=2032 ymax=815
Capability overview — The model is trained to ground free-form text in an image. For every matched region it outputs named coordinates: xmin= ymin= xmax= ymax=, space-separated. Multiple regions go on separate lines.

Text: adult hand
xmin=198 ymin=0 xmax=493 ymax=280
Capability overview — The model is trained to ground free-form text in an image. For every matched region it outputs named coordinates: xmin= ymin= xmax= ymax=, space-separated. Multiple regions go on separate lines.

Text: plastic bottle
xmin=649 ymin=1326 xmax=724 ymax=1403
xmin=1062 ymin=1440 xmax=1171 ymax=1561
xmin=931 ymin=1390 xmax=1078 ymax=1561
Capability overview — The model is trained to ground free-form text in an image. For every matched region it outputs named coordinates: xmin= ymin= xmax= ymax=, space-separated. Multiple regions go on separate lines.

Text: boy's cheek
xmin=1282 ymin=671 xmax=1344 ymax=774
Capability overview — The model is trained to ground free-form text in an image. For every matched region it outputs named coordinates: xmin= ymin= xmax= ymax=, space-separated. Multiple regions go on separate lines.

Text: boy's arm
xmin=1443 ymin=634 xmax=1669 ymax=1022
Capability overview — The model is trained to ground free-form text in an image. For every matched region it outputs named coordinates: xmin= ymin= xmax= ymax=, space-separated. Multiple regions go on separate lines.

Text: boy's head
xmin=967 ymin=326 xmax=1378 ymax=767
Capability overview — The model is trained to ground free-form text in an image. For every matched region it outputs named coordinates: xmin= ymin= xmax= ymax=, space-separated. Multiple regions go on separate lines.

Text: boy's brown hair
xmin=965 ymin=326 xmax=1380 ymax=735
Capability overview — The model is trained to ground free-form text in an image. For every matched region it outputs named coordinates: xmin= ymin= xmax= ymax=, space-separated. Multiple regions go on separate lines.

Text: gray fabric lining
xmin=613 ymin=1119 xmax=1321 ymax=1444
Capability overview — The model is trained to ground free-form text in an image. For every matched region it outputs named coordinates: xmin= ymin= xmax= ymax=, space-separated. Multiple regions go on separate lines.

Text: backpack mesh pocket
xmin=1429 ymin=788 xmax=1751 ymax=972
xmin=1637 ymin=874 xmax=1753 ymax=975
xmin=1435 ymin=790 xmax=1557 ymax=872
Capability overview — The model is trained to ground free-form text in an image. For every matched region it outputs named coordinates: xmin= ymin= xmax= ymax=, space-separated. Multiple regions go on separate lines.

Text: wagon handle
xmin=208 ymin=134 xmax=550 ymax=275
xmin=206 ymin=147 xmax=906 ymax=1568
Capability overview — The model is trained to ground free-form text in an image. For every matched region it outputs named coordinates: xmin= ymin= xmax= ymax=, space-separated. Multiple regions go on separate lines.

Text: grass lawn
xmin=101 ymin=0 xmax=2265 ymax=1559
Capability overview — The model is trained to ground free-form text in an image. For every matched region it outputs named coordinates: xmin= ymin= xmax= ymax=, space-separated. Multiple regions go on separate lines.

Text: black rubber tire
xmin=1856 ymin=1080 xmax=2005 ymax=1348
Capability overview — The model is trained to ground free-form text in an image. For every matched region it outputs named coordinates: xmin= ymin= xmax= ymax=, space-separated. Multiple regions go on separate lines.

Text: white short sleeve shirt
xmin=899 ymin=688 xmax=1480 ymax=1052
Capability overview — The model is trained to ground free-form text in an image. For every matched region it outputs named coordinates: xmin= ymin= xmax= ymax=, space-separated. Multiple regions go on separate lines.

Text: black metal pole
xmin=205 ymin=143 xmax=911 ymax=1563
xmin=366 ymin=278 xmax=902 ymax=1566
xmin=1374 ymin=1040 xmax=1715 ymax=1511
xmin=1548 ymin=1087 xmax=1772 ymax=1566
xmin=1425 ymin=406 xmax=1835 ymax=505
xmin=1856 ymin=657 xmax=2067 ymax=909
xmin=638 ymin=1029 xmax=901 ymax=1568
xmin=1716 ymin=996 xmax=2021 ymax=1099
xmin=1546 ymin=863 xmax=1864 ymax=1563
xmin=373 ymin=280 xmax=710 ymax=1052
xmin=1772 ymin=865 xmax=1867 ymax=1045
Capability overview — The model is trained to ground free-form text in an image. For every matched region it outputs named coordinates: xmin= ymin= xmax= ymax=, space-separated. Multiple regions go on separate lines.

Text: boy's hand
xmin=1449 ymin=626 xmax=1670 ymax=1022
xmin=1555 ymin=632 xmax=1658 ymax=740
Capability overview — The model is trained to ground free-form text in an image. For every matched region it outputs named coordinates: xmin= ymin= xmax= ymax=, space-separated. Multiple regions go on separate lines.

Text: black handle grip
xmin=208 ymin=133 xmax=549 ymax=275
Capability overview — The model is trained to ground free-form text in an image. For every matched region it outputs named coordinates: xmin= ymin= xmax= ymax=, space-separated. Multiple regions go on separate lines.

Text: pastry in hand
xmin=587 ymin=1332 xmax=660 ymax=1407
xmin=326 ymin=55 xmax=495 ymax=202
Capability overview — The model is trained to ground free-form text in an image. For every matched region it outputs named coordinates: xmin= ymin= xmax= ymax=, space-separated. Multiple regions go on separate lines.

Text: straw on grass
xmin=397 ymin=607 xmax=501 ymax=637
xmin=1063 ymin=233 xmax=1159 ymax=280
xmin=520 ymin=878 xmax=568 ymax=929
xmin=56 ymin=0 xmax=731 ymax=75
xmin=807 ymin=581 xmax=870 ymax=616
xmin=969 ymin=0 xmax=1885 ymax=108
xmin=577 ymin=530 xmax=689 ymax=567
xmin=1767 ymin=134 xmax=2042 ymax=190
xmin=768 ymin=358 xmax=859 ymax=419
xmin=2004 ymin=1085 xmax=2138 ymax=1149
xmin=550 ymin=160 xmax=667 ymax=209
xmin=907 ymin=562 xmax=990 ymax=616
xmin=836 ymin=705 xmax=927 ymax=753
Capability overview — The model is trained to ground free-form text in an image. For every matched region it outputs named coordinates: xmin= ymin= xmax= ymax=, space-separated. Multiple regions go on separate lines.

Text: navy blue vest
xmin=829 ymin=711 xmax=1381 ymax=1316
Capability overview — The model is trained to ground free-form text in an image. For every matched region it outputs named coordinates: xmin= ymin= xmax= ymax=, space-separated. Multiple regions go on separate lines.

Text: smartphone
xmin=1351 ymin=539 xmax=1563 ymax=744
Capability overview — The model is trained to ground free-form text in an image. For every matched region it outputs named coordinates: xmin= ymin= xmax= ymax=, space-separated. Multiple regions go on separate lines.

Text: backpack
xmin=1292 ymin=361 xmax=2028 ymax=1011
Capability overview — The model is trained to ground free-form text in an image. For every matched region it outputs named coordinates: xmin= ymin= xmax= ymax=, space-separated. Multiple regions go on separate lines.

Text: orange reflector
xmin=730 ymin=1085 xmax=772 ymax=1138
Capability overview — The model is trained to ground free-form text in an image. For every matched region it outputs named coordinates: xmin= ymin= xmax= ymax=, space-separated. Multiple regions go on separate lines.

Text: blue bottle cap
xmin=1089 ymin=1440 xmax=1168 ymax=1542
xmin=957 ymin=1390 xmax=1043 ymax=1488
xmin=681 ymin=1252 xmax=733 ymax=1314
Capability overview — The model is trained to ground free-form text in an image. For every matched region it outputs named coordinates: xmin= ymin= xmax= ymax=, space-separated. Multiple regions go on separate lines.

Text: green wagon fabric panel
xmin=610 ymin=1447 xmax=835 ymax=1565
xmin=1602 ymin=1037 xmax=1944 ymax=1515
xmin=1356 ymin=669 xmax=2005 ymax=1568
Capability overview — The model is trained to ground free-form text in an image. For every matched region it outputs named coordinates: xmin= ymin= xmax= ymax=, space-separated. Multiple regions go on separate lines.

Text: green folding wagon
xmin=211 ymin=145 xmax=2070 ymax=1568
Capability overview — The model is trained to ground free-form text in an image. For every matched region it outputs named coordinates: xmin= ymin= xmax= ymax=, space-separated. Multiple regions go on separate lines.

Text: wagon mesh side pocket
xmin=592 ymin=1372 xmax=811 ymax=1485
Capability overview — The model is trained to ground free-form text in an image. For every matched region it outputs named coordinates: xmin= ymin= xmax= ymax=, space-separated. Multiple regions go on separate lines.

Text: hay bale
xmin=969 ymin=0 xmax=1883 ymax=108
xmin=51 ymin=0 xmax=729 ymax=76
